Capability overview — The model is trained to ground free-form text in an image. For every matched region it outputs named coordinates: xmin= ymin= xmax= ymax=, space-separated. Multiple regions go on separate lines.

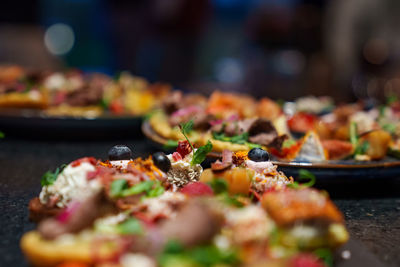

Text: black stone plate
xmin=142 ymin=121 xmax=400 ymax=183
xmin=0 ymin=108 xmax=143 ymax=139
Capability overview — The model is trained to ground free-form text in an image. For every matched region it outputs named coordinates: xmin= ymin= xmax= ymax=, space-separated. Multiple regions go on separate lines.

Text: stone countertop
xmin=0 ymin=137 xmax=399 ymax=266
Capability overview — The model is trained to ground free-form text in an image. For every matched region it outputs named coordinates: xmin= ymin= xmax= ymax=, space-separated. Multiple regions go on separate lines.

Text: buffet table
xmin=0 ymin=136 xmax=399 ymax=267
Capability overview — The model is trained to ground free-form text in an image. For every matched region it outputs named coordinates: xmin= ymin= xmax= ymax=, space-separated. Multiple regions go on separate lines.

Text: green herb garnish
xmin=314 ymin=248 xmax=334 ymax=267
xmin=40 ymin=164 xmax=67 ymax=186
xmin=208 ymin=178 xmax=228 ymax=194
xmin=117 ymin=218 xmax=143 ymax=235
xmin=354 ymin=140 xmax=370 ymax=155
xmin=287 ymin=169 xmax=316 ymax=189
xmin=0 ymin=131 xmax=4 ymax=139
xmin=191 ymin=140 xmax=213 ymax=165
xmin=349 ymin=122 xmax=358 ymax=147
xmin=382 ymin=123 xmax=396 ymax=134
xmin=163 ymin=140 xmax=179 ymax=150
xmin=179 ymin=120 xmax=195 ymax=153
xmin=110 ymin=179 xmax=164 ymax=198
xmin=212 ymin=131 xmax=248 ymax=144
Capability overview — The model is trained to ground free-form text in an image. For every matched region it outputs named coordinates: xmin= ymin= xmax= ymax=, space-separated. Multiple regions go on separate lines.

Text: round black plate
xmin=142 ymin=121 xmax=400 ymax=182
xmin=0 ymin=109 xmax=143 ymax=139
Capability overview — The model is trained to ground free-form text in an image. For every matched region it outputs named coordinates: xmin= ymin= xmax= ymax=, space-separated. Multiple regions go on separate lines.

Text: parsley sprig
xmin=349 ymin=122 xmax=370 ymax=156
xmin=41 ymin=164 xmax=67 ymax=186
xmin=179 ymin=120 xmax=195 ymax=152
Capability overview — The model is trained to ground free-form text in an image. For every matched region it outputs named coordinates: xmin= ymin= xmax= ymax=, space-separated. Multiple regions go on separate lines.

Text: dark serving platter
xmin=142 ymin=121 xmax=400 ymax=183
xmin=0 ymin=108 xmax=143 ymax=139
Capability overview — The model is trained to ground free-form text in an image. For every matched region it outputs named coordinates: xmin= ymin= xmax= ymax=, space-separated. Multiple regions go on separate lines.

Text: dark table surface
xmin=1 ymin=136 xmax=400 ymax=267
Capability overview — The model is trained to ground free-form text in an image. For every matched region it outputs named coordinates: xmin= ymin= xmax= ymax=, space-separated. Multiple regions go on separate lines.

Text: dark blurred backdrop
xmin=1 ymin=0 xmax=400 ymax=101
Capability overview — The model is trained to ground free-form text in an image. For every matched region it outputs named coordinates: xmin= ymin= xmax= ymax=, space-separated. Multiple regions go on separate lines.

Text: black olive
xmin=152 ymin=152 xmax=171 ymax=173
xmin=248 ymin=148 xmax=270 ymax=162
xmin=108 ymin=145 xmax=132 ymax=161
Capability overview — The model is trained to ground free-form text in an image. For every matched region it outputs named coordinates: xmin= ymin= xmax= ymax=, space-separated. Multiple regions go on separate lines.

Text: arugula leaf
xmin=189 ymin=245 xmax=238 ymax=266
xmin=163 ymin=240 xmax=184 ymax=254
xmin=0 ymin=131 xmax=4 ymax=139
xmin=40 ymin=164 xmax=67 ymax=186
xmin=314 ymin=248 xmax=334 ymax=267
xmin=117 ymin=218 xmax=143 ymax=235
xmin=110 ymin=179 xmax=128 ymax=197
xmin=111 ymin=180 xmax=165 ymax=199
xmin=387 ymin=94 xmax=398 ymax=105
xmin=212 ymin=131 xmax=249 ymax=145
xmin=287 ymin=169 xmax=316 ymax=189
xmin=191 ymin=140 xmax=213 ymax=165
xmin=147 ymin=181 xmax=165 ymax=198
xmin=208 ymin=178 xmax=228 ymax=194
xmin=120 ymin=180 xmax=154 ymax=197
xmin=163 ymin=140 xmax=179 ymax=150
xmin=219 ymin=193 xmax=244 ymax=207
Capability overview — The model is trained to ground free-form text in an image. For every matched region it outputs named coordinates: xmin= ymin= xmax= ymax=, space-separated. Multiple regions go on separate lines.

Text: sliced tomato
xmin=180 ymin=182 xmax=213 ymax=197
xmin=288 ymin=112 xmax=317 ymax=133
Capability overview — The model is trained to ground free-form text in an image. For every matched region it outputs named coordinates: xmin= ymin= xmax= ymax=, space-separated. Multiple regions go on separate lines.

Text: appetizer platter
xmin=0 ymin=65 xmax=171 ymax=135
xmin=143 ymin=91 xmax=400 ymax=179
xmin=22 ymin=139 xmax=359 ymax=267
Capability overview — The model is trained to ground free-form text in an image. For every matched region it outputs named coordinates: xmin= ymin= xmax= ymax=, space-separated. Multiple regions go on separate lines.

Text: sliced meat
xmin=248 ymin=133 xmax=277 ymax=146
xmin=28 ymin=197 xmax=62 ymax=222
xmin=248 ymin=118 xmax=277 ymax=137
xmin=160 ymin=199 xmax=221 ymax=247
xmin=38 ymin=191 xmax=117 ymax=240
xmin=261 ymin=188 xmax=344 ymax=226
xmin=268 ymin=134 xmax=288 ymax=150
xmin=223 ymin=118 xmax=256 ymax=136
xmin=322 ymin=140 xmax=354 ymax=160
xmin=162 ymin=91 xmax=183 ymax=114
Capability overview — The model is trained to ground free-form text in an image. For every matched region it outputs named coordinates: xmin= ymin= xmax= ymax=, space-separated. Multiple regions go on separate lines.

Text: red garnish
xmin=71 ymin=157 xmax=97 ymax=167
xmin=56 ymin=201 xmax=81 ymax=224
xmin=176 ymin=140 xmax=192 ymax=158
xmin=249 ymin=188 xmax=262 ymax=201
xmin=109 ymin=100 xmax=124 ymax=114
xmin=172 ymin=152 xmax=182 ymax=161
xmin=180 ymin=182 xmax=214 ymax=197
xmin=287 ymin=112 xmax=316 ymax=133
xmin=289 ymin=254 xmax=327 ymax=267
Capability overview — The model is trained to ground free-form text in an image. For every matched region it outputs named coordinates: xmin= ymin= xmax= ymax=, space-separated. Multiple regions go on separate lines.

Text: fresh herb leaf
xmin=191 ymin=140 xmax=213 ymax=165
xmin=189 ymin=245 xmax=238 ymax=266
xmin=179 ymin=120 xmax=194 ymax=135
xmin=287 ymin=169 xmax=316 ymax=189
xmin=117 ymin=218 xmax=142 ymax=235
xmin=99 ymin=98 xmax=109 ymax=109
xmin=110 ymin=179 xmax=128 ymax=197
xmin=314 ymin=248 xmax=334 ymax=267
xmin=0 ymin=131 xmax=4 ymax=139
xmin=40 ymin=164 xmax=66 ymax=186
xmin=147 ymin=181 xmax=165 ymax=198
xmin=246 ymin=142 xmax=261 ymax=149
xmin=179 ymin=120 xmax=195 ymax=153
xmin=208 ymin=178 xmax=228 ymax=194
xmin=354 ymin=140 xmax=369 ymax=155
xmin=382 ymin=123 xmax=396 ymax=134
xmin=163 ymin=240 xmax=184 ymax=254
xmin=121 ymin=180 xmax=154 ymax=197
xmin=212 ymin=131 xmax=249 ymax=145
xmin=282 ymin=139 xmax=296 ymax=148
xmin=349 ymin=122 xmax=358 ymax=146
xmin=387 ymin=95 xmax=398 ymax=105
xmin=220 ymin=193 xmax=244 ymax=207
xmin=163 ymin=140 xmax=179 ymax=150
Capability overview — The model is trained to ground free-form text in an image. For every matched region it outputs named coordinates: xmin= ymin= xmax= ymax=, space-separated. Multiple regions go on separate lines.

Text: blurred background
xmin=1 ymin=0 xmax=399 ymax=101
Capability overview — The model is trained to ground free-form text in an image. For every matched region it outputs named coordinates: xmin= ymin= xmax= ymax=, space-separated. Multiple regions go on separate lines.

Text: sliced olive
xmin=152 ymin=152 xmax=171 ymax=172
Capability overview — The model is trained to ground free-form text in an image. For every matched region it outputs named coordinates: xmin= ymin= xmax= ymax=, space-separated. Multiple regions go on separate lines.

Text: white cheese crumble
xmin=120 ymin=253 xmax=156 ymax=267
xmin=110 ymin=159 xmax=132 ymax=169
xmin=138 ymin=191 xmax=186 ymax=219
xmin=166 ymin=152 xmax=203 ymax=188
xmin=39 ymin=162 xmax=101 ymax=208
